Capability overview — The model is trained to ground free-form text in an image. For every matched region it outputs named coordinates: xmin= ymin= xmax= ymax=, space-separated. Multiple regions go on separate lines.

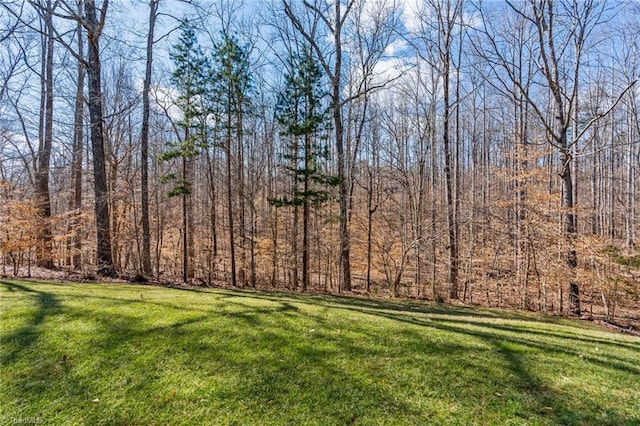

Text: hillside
xmin=1 ymin=280 xmax=639 ymax=425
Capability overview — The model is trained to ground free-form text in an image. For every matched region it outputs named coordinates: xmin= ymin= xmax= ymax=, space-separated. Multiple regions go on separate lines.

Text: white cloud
xmin=384 ymin=39 xmax=409 ymax=56
xmin=402 ymin=0 xmax=423 ymax=34
xmin=151 ymin=84 xmax=182 ymax=123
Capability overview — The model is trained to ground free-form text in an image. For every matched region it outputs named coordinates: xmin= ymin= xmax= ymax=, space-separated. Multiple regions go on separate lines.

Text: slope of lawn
xmin=1 ymin=280 xmax=639 ymax=425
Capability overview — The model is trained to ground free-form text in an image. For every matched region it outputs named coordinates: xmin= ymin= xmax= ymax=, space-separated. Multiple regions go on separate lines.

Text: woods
xmin=1 ymin=0 xmax=639 ymax=320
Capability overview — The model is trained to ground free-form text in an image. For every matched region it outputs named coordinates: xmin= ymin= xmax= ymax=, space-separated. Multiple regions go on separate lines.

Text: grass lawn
xmin=1 ymin=280 xmax=639 ymax=425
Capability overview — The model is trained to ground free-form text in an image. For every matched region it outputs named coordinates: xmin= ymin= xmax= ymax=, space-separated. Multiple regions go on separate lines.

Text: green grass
xmin=1 ymin=280 xmax=639 ymax=425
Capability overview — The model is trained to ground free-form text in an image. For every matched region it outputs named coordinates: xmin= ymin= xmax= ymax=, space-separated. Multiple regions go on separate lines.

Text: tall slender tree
xmin=411 ymin=0 xmax=464 ymax=299
xmin=160 ymin=20 xmax=208 ymax=283
xmin=69 ymin=0 xmax=85 ymax=270
xmin=284 ymin=0 xmax=357 ymax=292
xmin=272 ymin=46 xmax=336 ymax=292
xmin=84 ymin=0 xmax=114 ymax=276
xmin=140 ymin=0 xmax=159 ymax=276
xmin=17 ymin=0 xmax=114 ymax=275
xmin=210 ymin=33 xmax=252 ymax=287
xmin=34 ymin=0 xmax=54 ymax=269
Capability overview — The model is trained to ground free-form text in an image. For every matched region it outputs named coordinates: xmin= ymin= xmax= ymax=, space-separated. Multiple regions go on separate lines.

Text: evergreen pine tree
xmin=160 ymin=19 xmax=208 ymax=283
xmin=209 ymin=33 xmax=252 ymax=287
xmin=272 ymin=46 xmax=339 ymax=291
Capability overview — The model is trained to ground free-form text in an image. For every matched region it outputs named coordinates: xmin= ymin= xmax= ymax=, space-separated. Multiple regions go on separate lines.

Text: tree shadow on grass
xmin=2 ymin=281 xmax=638 ymax=425
xmin=293 ymin=293 xmax=640 ymax=382
xmin=215 ymin=288 xmax=640 ymax=424
xmin=2 ymin=299 xmax=419 ymax=423
xmin=349 ymin=308 xmax=639 ymax=425
xmin=212 ymin=287 xmax=640 ymax=364
xmin=206 ymin=291 xmax=639 ymax=424
xmin=0 ymin=281 xmax=61 ymax=365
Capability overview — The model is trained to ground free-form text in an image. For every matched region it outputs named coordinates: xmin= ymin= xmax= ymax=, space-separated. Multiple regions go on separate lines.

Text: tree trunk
xmin=36 ymin=0 xmax=54 ymax=269
xmin=205 ymin=141 xmax=218 ymax=279
xmin=334 ymin=1 xmax=351 ymax=292
xmin=226 ymin=107 xmax=237 ymax=287
xmin=302 ymin=133 xmax=310 ymax=292
xmin=237 ymin=106 xmax=246 ymax=285
xmin=430 ymin=80 xmax=438 ymax=299
xmin=561 ymin=148 xmax=580 ymax=315
xmin=182 ymin=150 xmax=188 ymax=283
xmin=443 ymin=48 xmax=458 ymax=299
xmin=70 ymin=8 xmax=84 ymax=270
xmin=140 ymin=0 xmax=158 ymax=276
xmin=85 ymin=0 xmax=114 ymax=276
xmin=291 ymin=135 xmax=299 ymax=290
xmin=366 ymin=168 xmax=374 ymax=293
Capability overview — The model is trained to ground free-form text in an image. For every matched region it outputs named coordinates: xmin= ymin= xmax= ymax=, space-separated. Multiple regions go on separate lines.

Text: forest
xmin=1 ymin=0 xmax=639 ymax=323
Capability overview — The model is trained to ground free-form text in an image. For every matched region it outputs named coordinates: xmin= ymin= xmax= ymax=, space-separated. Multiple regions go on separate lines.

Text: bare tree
xmin=411 ymin=0 xmax=465 ymax=299
xmin=284 ymin=0 xmax=357 ymax=291
xmin=83 ymin=0 xmax=114 ymax=276
xmin=34 ymin=0 xmax=55 ymax=269
xmin=69 ymin=0 xmax=84 ymax=270
xmin=0 ymin=2 xmax=30 ymax=104
xmin=475 ymin=0 xmax=636 ymax=314
xmin=140 ymin=0 xmax=159 ymax=276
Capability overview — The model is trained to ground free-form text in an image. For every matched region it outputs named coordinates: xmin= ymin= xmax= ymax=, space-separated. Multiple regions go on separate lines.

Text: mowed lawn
xmin=1 ymin=280 xmax=638 ymax=425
